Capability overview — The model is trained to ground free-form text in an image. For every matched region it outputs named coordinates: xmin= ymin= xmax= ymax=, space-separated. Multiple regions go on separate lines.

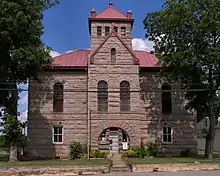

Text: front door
xmin=109 ymin=136 xmax=119 ymax=153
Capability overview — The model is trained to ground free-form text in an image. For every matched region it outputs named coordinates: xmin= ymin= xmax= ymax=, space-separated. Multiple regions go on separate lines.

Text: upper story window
xmin=53 ymin=82 xmax=64 ymax=113
xmin=105 ymin=26 xmax=110 ymax=36
xmin=111 ymin=48 xmax=116 ymax=63
xmin=120 ymin=81 xmax=130 ymax=112
xmin=161 ymin=83 xmax=172 ymax=114
xmin=97 ymin=26 xmax=102 ymax=36
xmin=121 ymin=27 xmax=126 ymax=36
xmin=114 ymin=26 xmax=118 ymax=33
xmin=97 ymin=81 xmax=108 ymax=112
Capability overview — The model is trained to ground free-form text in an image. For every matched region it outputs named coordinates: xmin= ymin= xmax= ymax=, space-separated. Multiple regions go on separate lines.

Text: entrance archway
xmin=98 ymin=127 xmax=130 ymax=152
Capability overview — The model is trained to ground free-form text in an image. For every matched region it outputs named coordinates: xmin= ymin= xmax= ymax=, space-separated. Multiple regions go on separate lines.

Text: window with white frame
xmin=53 ymin=126 xmax=63 ymax=144
xmin=162 ymin=123 xmax=172 ymax=143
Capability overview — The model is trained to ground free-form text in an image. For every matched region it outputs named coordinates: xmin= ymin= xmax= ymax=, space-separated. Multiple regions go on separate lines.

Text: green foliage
xmin=0 ymin=0 xmax=58 ymax=161
xmin=2 ymin=115 xmax=22 ymax=146
xmin=123 ymin=150 xmax=138 ymax=158
xmin=0 ymin=136 xmax=6 ymax=147
xmin=144 ymin=0 xmax=220 ymax=158
xmin=123 ymin=141 xmax=157 ymax=158
xmin=90 ymin=150 xmax=108 ymax=159
xmin=69 ymin=141 xmax=86 ymax=160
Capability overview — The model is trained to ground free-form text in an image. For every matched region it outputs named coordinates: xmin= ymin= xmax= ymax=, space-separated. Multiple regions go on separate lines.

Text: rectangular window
xmin=114 ymin=26 xmax=118 ymax=33
xmin=162 ymin=126 xmax=172 ymax=143
xmin=105 ymin=26 xmax=110 ymax=36
xmin=121 ymin=27 xmax=126 ymax=36
xmin=97 ymin=26 xmax=102 ymax=36
xmin=53 ymin=126 xmax=63 ymax=144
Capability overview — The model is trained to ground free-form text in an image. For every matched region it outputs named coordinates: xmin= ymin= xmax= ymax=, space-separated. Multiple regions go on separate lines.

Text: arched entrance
xmin=98 ymin=127 xmax=130 ymax=153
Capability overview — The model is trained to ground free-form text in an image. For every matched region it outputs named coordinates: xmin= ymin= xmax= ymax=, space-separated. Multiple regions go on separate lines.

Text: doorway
xmin=98 ymin=127 xmax=129 ymax=152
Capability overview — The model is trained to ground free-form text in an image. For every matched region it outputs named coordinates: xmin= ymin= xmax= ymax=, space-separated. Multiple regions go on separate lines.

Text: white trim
xmin=52 ymin=126 xmax=64 ymax=144
xmin=162 ymin=125 xmax=173 ymax=144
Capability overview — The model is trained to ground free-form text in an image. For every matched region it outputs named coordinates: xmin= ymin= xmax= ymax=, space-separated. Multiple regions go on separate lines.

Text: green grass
xmin=0 ymin=147 xmax=110 ymax=166
xmin=126 ymin=154 xmax=220 ymax=164
xmin=0 ymin=158 xmax=110 ymax=166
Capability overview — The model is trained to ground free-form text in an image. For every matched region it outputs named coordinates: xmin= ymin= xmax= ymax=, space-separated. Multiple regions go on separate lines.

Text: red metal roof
xmin=134 ymin=50 xmax=159 ymax=68
xmin=52 ymin=50 xmax=158 ymax=69
xmin=94 ymin=7 xmax=128 ymax=19
xmin=52 ymin=50 xmax=89 ymax=68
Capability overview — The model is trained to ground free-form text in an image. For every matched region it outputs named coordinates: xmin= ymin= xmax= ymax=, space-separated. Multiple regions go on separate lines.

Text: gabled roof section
xmin=134 ymin=50 xmax=159 ymax=68
xmin=95 ymin=7 xmax=128 ymax=19
xmin=50 ymin=49 xmax=159 ymax=69
xmin=52 ymin=50 xmax=89 ymax=69
xmin=90 ymin=29 xmax=139 ymax=65
xmin=90 ymin=2 xmax=129 ymax=20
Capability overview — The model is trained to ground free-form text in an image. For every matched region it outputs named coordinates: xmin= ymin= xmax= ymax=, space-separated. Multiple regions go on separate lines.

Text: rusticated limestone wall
xmin=27 ymin=71 xmax=88 ymax=158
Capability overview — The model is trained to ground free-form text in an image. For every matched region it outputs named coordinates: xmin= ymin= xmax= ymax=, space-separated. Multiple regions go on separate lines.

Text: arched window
xmin=111 ymin=48 xmax=116 ymax=63
xmin=97 ymin=81 xmax=108 ymax=112
xmin=120 ymin=81 xmax=130 ymax=111
xmin=161 ymin=83 xmax=172 ymax=114
xmin=53 ymin=82 xmax=64 ymax=112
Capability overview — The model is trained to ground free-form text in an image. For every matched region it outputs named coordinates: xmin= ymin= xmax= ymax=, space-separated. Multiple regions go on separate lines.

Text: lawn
xmin=0 ymin=147 xmax=110 ymax=166
xmin=0 ymin=158 xmax=110 ymax=166
xmin=126 ymin=154 xmax=220 ymax=164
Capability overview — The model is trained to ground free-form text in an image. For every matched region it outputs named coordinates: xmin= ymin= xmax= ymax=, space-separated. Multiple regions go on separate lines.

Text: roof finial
xmin=127 ymin=10 xmax=132 ymax=19
xmin=109 ymin=1 xmax=113 ymax=8
xmin=91 ymin=8 xmax=96 ymax=17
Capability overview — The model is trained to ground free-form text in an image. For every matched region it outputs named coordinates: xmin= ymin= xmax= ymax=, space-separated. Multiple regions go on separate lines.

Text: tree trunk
xmin=9 ymin=143 xmax=18 ymax=162
xmin=204 ymin=116 xmax=216 ymax=159
xmin=8 ymin=82 xmax=19 ymax=162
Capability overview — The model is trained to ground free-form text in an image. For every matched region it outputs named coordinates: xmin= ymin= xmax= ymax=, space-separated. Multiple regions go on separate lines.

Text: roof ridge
xmin=95 ymin=7 xmax=127 ymax=19
xmin=133 ymin=50 xmax=152 ymax=54
xmin=52 ymin=49 xmax=90 ymax=58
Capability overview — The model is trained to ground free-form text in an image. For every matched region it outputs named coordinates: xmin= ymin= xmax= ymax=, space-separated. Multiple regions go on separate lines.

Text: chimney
xmin=109 ymin=2 xmax=113 ymax=8
xmin=91 ymin=8 xmax=96 ymax=17
xmin=127 ymin=10 xmax=132 ymax=19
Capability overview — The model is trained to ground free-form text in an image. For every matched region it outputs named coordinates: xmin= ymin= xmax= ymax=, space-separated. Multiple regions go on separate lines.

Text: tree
xmin=144 ymin=0 xmax=220 ymax=158
xmin=0 ymin=0 xmax=59 ymax=162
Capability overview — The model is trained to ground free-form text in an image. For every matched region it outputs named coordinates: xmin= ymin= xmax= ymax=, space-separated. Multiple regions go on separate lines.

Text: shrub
xmin=123 ymin=150 xmax=138 ymax=158
xmin=90 ymin=150 xmax=108 ymax=158
xmin=133 ymin=147 xmax=148 ymax=158
xmin=69 ymin=140 xmax=86 ymax=160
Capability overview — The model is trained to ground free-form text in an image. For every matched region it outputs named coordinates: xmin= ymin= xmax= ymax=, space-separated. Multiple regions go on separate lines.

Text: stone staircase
xmin=110 ymin=153 xmax=131 ymax=173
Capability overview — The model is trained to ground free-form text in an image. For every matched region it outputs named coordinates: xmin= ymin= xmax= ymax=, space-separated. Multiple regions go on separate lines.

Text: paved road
xmin=96 ymin=171 xmax=220 ymax=176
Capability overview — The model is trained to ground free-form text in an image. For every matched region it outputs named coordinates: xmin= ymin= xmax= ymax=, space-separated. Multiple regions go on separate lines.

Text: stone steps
xmin=111 ymin=166 xmax=131 ymax=173
xmin=110 ymin=153 xmax=131 ymax=173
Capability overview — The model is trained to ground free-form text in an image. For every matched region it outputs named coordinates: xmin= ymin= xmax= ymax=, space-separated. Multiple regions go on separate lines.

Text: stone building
xmin=27 ymin=2 xmax=197 ymax=158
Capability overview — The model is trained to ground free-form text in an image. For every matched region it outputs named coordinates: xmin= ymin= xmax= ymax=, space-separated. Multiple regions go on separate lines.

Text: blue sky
xmin=18 ymin=0 xmax=165 ymax=122
xmin=43 ymin=0 xmax=165 ymax=54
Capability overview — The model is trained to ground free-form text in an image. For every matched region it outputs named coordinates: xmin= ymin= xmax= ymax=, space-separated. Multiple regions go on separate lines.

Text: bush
xmin=123 ymin=150 xmax=138 ymax=158
xmin=90 ymin=150 xmax=108 ymax=158
xmin=133 ymin=147 xmax=148 ymax=158
xmin=123 ymin=141 xmax=156 ymax=158
xmin=69 ymin=140 xmax=86 ymax=160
